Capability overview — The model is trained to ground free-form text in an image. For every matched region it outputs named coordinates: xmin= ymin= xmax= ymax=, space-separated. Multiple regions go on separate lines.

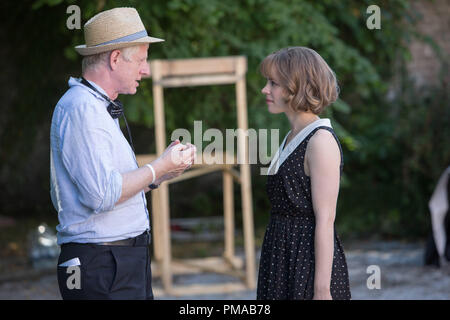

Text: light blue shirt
xmin=50 ymin=77 xmax=149 ymax=245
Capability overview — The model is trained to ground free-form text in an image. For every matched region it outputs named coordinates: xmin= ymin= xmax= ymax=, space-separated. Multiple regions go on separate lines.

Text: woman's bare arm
xmin=306 ymin=129 xmax=341 ymax=300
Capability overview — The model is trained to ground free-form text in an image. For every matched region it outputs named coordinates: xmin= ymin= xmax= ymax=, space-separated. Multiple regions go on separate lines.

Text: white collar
xmin=267 ymin=118 xmax=332 ymax=175
xmin=69 ymin=77 xmax=110 ymax=102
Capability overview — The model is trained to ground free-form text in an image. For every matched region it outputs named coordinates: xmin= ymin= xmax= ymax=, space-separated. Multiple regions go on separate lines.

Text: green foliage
xmin=1 ymin=0 xmax=448 ymax=241
xmin=338 ymin=74 xmax=449 ymax=240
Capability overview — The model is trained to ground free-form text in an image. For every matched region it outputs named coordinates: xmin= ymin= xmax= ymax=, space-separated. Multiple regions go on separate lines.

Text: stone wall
xmin=406 ymin=0 xmax=450 ymax=87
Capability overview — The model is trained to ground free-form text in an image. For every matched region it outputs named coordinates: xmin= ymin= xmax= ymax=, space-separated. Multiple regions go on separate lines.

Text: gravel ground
xmin=0 ymin=241 xmax=449 ymax=300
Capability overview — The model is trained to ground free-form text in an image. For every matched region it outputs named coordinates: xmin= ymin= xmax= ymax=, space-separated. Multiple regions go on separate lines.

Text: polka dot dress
xmin=257 ymin=127 xmax=351 ymax=300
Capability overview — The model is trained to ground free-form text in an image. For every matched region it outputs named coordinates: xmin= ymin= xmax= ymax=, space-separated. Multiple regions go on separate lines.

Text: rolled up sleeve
xmin=59 ymin=103 xmax=123 ymax=213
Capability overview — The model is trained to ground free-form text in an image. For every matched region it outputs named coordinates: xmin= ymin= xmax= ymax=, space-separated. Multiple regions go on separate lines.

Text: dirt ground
xmin=0 ymin=240 xmax=449 ymax=300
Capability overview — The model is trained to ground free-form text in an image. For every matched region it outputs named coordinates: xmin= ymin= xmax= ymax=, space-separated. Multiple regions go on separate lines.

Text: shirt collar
xmin=68 ymin=77 xmax=110 ymax=102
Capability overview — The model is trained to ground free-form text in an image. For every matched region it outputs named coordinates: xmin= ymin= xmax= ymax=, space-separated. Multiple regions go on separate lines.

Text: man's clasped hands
xmin=152 ymin=139 xmax=197 ymax=185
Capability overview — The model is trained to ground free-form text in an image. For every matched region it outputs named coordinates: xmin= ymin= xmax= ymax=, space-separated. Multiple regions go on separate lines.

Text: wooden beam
xmin=151 ymin=189 xmax=163 ymax=261
xmin=225 ymin=167 xmax=241 ymax=184
xmin=165 ymin=165 xmax=228 ymax=184
xmin=235 ymin=56 xmax=256 ymax=289
xmin=159 ymin=183 xmax=172 ymax=291
xmin=144 ymin=56 xmax=243 ymax=79
xmin=151 ymin=59 xmax=173 ymax=292
xmin=153 ymin=283 xmax=250 ymax=298
xmin=150 ymin=257 xmax=245 ymax=281
xmin=151 ymin=60 xmax=167 ymax=155
xmin=135 ymin=154 xmax=157 ymax=167
xmin=157 ymin=74 xmax=241 ymax=88
xmin=223 ymin=170 xmax=235 ymax=263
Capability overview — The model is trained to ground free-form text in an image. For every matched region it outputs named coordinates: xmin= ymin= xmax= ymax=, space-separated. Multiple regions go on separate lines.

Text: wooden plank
xmin=151 ymin=60 xmax=167 ymax=155
xmin=135 ymin=154 xmax=157 ymax=166
xmin=159 ymin=183 xmax=173 ymax=291
xmin=151 ymin=257 xmax=244 ymax=277
xmin=165 ymin=165 xmax=227 ymax=184
xmin=198 ymin=150 xmax=237 ymax=165
xmin=225 ymin=167 xmax=241 ymax=183
xmin=151 ymin=189 xmax=163 ymax=261
xmin=151 ymin=59 xmax=172 ymax=291
xmin=235 ymin=56 xmax=256 ymax=289
xmin=158 ymin=74 xmax=241 ymax=88
xmin=175 ymin=256 xmax=244 ymax=275
xmin=153 ymin=283 xmax=250 ymax=297
xmin=145 ymin=57 xmax=240 ymax=79
xmin=223 ymin=170 xmax=235 ymax=262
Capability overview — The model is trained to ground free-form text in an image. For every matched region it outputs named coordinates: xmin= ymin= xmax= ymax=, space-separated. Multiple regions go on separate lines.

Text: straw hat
xmin=75 ymin=7 xmax=164 ymax=56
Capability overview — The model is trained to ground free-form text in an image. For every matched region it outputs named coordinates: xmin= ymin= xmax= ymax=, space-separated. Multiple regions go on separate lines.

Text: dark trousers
xmin=57 ymin=232 xmax=153 ymax=300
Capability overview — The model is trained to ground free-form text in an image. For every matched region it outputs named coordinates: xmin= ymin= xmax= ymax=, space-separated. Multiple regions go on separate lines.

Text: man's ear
xmin=109 ymin=49 xmax=122 ymax=71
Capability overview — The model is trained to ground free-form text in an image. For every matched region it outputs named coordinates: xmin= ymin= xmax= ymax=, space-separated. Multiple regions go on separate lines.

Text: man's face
xmin=116 ymin=44 xmax=150 ymax=95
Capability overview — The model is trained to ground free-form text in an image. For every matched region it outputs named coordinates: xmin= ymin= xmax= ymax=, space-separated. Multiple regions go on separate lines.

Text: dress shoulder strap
xmin=267 ymin=118 xmax=332 ymax=175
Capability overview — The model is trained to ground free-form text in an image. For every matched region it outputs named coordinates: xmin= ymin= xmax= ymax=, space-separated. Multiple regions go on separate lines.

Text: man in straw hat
xmin=50 ymin=7 xmax=196 ymax=299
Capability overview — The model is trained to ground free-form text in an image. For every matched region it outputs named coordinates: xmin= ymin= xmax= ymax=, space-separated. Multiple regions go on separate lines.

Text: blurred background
xmin=0 ymin=0 xmax=449 ymax=299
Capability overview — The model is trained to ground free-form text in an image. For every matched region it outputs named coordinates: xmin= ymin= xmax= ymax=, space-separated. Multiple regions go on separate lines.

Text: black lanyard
xmin=80 ymin=77 xmax=135 ymax=153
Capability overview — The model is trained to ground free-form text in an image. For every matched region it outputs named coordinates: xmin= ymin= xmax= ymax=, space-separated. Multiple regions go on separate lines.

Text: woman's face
xmin=261 ymin=76 xmax=289 ymax=114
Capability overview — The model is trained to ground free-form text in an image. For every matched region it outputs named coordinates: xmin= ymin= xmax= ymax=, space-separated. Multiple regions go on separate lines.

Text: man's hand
xmin=153 ymin=140 xmax=196 ymax=185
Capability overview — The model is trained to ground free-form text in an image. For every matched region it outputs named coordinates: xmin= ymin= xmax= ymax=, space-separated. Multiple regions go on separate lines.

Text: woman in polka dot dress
xmin=256 ymin=47 xmax=351 ymax=300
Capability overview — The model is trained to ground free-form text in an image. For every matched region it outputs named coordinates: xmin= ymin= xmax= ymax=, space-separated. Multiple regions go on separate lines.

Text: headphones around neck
xmin=80 ymin=77 xmax=135 ymax=152
xmin=80 ymin=77 xmax=123 ymax=119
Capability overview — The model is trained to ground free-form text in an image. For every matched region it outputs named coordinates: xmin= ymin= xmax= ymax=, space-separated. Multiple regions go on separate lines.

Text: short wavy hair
xmin=260 ymin=47 xmax=339 ymax=115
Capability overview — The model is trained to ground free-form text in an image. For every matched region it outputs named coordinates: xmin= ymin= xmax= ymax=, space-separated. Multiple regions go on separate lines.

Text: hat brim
xmin=75 ymin=36 xmax=164 ymax=56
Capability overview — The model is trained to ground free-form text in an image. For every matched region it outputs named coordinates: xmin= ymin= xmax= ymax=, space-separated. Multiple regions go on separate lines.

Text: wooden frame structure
xmin=135 ymin=56 xmax=256 ymax=296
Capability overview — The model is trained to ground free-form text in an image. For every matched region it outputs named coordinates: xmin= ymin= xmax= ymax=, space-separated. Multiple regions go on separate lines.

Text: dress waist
xmin=270 ymin=210 xmax=315 ymax=221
